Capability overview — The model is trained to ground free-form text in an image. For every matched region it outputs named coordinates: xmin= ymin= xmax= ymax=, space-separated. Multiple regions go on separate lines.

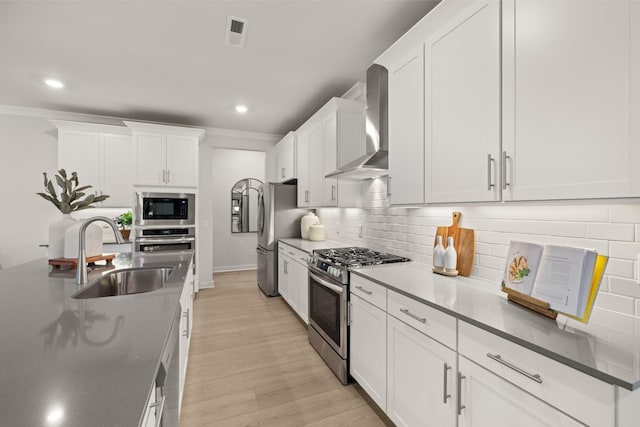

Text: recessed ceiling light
xmin=235 ymin=105 xmax=248 ymax=114
xmin=44 ymin=78 xmax=64 ymax=89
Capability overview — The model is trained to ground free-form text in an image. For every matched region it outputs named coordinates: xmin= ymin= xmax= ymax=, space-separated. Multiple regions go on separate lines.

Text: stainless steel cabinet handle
xmin=305 ymin=190 xmax=309 ymax=203
xmin=183 ymin=309 xmax=190 ymax=339
xmin=457 ymin=372 xmax=466 ymax=415
xmin=331 ymin=185 xmax=336 ymax=201
xmin=487 ymin=154 xmax=495 ymax=190
xmin=443 ymin=363 xmax=452 ymax=403
xmin=355 ymin=285 xmax=373 ymax=295
xmin=387 ymin=176 xmax=391 ymax=197
xmin=149 ymin=395 xmax=166 ymax=427
xmin=487 ymin=353 xmax=542 ymax=383
xmin=502 ymin=151 xmax=511 ymax=189
xmin=399 ymin=308 xmax=426 ymax=324
xmin=347 ymin=302 xmax=352 ymax=325
xmin=284 ymin=260 xmax=288 ymax=274
xmin=281 ymin=167 xmax=285 ymax=178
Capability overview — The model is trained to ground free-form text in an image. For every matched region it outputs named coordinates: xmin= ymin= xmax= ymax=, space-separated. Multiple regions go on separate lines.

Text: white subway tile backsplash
xmin=318 ymin=201 xmax=640 ymax=318
xmin=605 ymin=259 xmax=636 ymax=279
xmin=596 ymin=292 xmax=636 ymax=316
xmin=587 ymin=223 xmax=635 ymax=241
xmin=609 ymin=277 xmax=640 ymax=298
xmin=609 ymin=242 xmax=640 ymax=261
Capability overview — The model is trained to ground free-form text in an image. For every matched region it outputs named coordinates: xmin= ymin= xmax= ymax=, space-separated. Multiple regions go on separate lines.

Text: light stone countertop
xmin=278 ymin=238 xmax=353 ymax=254
xmin=0 ymin=251 xmax=193 ymax=426
xmin=349 ymin=261 xmax=640 ymax=391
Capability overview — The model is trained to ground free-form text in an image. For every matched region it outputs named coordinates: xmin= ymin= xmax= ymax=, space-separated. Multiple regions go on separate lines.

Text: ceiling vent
xmin=225 ymin=15 xmax=248 ymax=47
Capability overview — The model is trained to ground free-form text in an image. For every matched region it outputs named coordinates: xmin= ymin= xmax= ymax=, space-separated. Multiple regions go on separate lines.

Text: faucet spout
xmin=76 ymin=216 xmax=124 ymax=285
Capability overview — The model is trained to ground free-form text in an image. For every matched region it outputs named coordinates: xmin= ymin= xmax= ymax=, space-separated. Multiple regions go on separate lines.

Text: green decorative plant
xmin=36 ymin=169 xmax=109 ymax=214
xmin=114 ymin=210 xmax=133 ymax=230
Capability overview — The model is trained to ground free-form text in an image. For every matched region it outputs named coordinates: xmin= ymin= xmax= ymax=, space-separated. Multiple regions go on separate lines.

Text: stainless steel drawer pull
xmin=443 ymin=363 xmax=452 ymax=403
xmin=487 ymin=154 xmax=495 ymax=190
xmin=149 ymin=395 xmax=166 ymax=427
xmin=457 ymin=372 xmax=466 ymax=415
xmin=355 ymin=285 xmax=373 ymax=295
xmin=487 ymin=353 xmax=542 ymax=383
xmin=399 ymin=308 xmax=426 ymax=324
xmin=502 ymin=151 xmax=511 ymax=189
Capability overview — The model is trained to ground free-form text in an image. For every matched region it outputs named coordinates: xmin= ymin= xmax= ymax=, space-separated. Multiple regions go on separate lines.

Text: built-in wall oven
xmin=308 ymin=247 xmax=410 ymax=384
xmin=134 ymin=192 xmax=195 ymax=227
xmin=134 ymin=227 xmax=196 ymax=253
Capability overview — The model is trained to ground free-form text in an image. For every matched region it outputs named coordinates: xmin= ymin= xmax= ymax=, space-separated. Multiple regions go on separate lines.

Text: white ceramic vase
xmin=433 ymin=235 xmax=445 ymax=268
xmin=444 ymin=236 xmax=457 ymax=270
xmin=48 ymin=214 xmax=77 ymax=259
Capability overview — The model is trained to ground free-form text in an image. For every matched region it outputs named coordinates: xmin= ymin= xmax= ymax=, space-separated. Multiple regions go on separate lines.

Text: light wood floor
xmin=179 ymin=270 xmax=393 ymax=427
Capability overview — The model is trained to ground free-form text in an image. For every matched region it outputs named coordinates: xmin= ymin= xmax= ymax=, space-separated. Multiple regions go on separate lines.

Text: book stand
xmin=501 ymin=286 xmax=558 ymax=320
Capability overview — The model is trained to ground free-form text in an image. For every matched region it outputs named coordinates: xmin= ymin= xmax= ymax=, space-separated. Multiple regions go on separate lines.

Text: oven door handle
xmin=309 ymin=271 xmax=344 ymax=294
xmin=135 ymin=237 xmax=195 ymax=244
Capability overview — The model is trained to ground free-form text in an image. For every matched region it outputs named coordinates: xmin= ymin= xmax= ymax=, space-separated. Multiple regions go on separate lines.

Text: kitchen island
xmin=0 ymin=251 xmax=193 ymax=426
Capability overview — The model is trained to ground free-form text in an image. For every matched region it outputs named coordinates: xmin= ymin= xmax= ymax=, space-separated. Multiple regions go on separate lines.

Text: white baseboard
xmin=199 ymin=279 xmax=214 ymax=289
xmin=212 ymin=264 xmax=257 ymax=273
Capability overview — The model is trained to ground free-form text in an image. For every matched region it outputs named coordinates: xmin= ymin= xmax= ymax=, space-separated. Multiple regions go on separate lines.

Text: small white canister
xmin=301 ymin=212 xmax=320 ymax=239
xmin=308 ymin=224 xmax=326 ymax=241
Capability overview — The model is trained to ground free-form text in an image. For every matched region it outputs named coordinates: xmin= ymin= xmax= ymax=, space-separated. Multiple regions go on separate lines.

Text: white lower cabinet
xmin=349 ymin=293 xmax=387 ymax=411
xmin=387 ymin=315 xmax=457 ymax=427
xmin=457 ymin=357 xmax=582 ymax=427
xmin=278 ymin=244 xmax=309 ymax=324
xmin=178 ymin=260 xmax=195 ymax=412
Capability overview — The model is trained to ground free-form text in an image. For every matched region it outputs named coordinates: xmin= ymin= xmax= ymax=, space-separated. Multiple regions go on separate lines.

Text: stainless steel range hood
xmin=326 ymin=63 xmax=388 ymax=180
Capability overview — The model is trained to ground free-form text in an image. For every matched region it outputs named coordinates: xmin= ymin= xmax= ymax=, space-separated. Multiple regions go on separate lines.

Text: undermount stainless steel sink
xmin=72 ymin=267 xmax=174 ymax=299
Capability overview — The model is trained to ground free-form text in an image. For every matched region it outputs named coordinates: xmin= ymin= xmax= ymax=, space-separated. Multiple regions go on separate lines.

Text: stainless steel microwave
xmin=134 ymin=192 xmax=195 ymax=226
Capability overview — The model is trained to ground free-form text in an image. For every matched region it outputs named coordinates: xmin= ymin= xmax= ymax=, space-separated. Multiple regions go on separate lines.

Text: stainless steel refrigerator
xmin=256 ymin=182 xmax=307 ymax=296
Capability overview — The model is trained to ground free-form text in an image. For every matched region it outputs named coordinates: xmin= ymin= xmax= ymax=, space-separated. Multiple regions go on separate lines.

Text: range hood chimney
xmin=326 ymin=63 xmax=389 ymax=180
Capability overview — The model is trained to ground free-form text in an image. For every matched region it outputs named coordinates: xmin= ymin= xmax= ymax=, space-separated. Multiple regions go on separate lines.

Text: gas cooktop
xmin=313 ymin=247 xmax=411 ymax=268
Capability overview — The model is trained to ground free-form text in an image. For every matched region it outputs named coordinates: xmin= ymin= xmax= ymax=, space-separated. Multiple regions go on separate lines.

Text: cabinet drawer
xmin=459 ymin=321 xmax=614 ymax=427
xmin=387 ymin=290 xmax=456 ymax=350
xmin=351 ymin=275 xmax=386 ymax=310
xmin=280 ymin=244 xmax=309 ymax=266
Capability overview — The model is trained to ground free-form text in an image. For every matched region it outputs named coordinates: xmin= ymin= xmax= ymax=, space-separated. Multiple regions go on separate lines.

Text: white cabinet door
xmin=350 ymin=294 xmax=387 ymax=411
xmin=387 ymin=315 xmax=456 ymax=427
xmin=388 ymin=48 xmax=425 ymax=205
xmin=101 ymin=134 xmax=135 ymax=207
xmin=276 ymin=132 xmax=296 ymax=183
xmin=58 ymin=130 xmax=102 ymax=198
xmin=296 ymin=133 xmax=310 ymax=207
xmin=322 ymin=114 xmax=338 ymax=206
xmin=458 ymin=357 xmax=582 ymax=427
xmin=424 ymin=0 xmax=500 ymax=203
xmin=291 ymin=258 xmax=309 ymax=324
xmin=135 ymin=133 xmax=166 ymax=186
xmin=277 ymin=250 xmax=289 ymax=301
xmin=308 ymin=123 xmax=324 ymax=207
xmin=502 ymin=0 xmax=639 ymax=200
xmin=166 ymin=134 xmax=198 ymax=187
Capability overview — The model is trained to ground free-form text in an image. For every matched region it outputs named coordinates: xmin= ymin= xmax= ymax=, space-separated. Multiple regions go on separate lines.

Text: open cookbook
xmin=501 ymin=241 xmax=608 ymax=323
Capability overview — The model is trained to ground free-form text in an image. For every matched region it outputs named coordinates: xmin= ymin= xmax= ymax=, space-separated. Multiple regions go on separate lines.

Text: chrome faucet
xmin=76 ymin=216 xmax=123 ymax=285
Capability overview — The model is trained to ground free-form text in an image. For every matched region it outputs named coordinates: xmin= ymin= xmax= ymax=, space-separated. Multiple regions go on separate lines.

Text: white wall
xmin=210 ymin=148 xmax=266 ymax=273
xmin=0 ymin=114 xmax=59 ymax=268
xmin=318 ymin=179 xmax=640 ymax=319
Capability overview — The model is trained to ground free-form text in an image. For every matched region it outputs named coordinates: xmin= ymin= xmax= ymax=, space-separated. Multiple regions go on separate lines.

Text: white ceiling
xmin=0 ymin=1 xmax=439 ymax=136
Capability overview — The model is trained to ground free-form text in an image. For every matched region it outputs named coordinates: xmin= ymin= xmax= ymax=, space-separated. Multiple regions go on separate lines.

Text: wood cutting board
xmin=434 ymin=211 xmax=475 ymax=276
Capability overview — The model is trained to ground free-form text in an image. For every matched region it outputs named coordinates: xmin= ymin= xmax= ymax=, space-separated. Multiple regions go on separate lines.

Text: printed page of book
xmin=531 ymin=245 xmax=590 ymax=316
xmin=502 ymin=241 xmax=544 ymax=295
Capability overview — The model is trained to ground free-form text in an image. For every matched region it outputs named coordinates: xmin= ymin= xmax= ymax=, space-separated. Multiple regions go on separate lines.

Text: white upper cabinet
xmin=275 ymin=131 xmax=296 ymax=183
xmin=502 ymin=0 xmax=640 ymax=200
xmin=296 ymin=133 xmax=310 ymax=207
xmin=387 ymin=48 xmax=425 ymax=205
xmin=125 ymin=121 xmax=203 ymax=188
xmin=295 ymin=97 xmax=365 ymax=208
xmin=53 ymin=120 xmax=135 ymax=207
xmin=424 ymin=0 xmax=501 ymax=203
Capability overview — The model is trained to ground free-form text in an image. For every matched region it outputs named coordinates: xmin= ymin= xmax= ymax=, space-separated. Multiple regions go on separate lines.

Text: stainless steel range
xmin=308 ymin=247 xmax=410 ymax=384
